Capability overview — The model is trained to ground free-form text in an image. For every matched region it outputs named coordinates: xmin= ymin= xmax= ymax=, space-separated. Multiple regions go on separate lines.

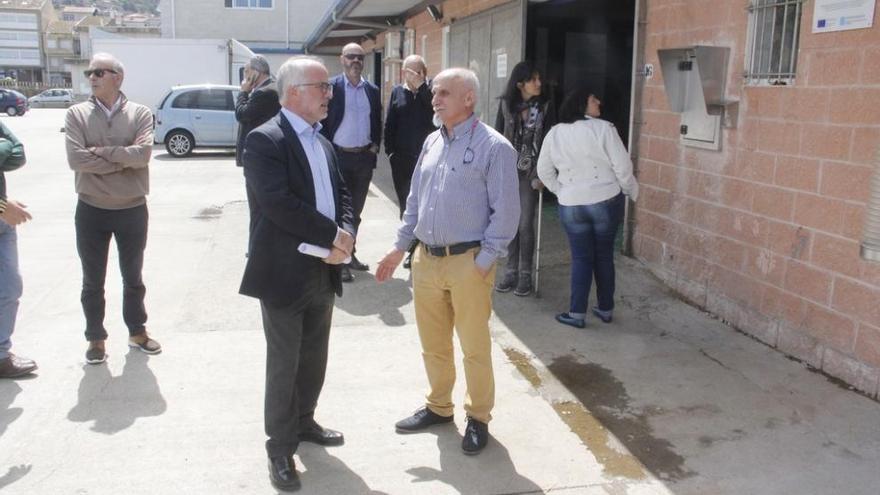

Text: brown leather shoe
xmin=0 ymin=353 xmax=37 ymax=378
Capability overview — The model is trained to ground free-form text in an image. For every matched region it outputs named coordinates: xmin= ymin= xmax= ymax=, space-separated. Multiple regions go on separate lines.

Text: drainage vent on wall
xmin=862 ymin=146 xmax=880 ymax=262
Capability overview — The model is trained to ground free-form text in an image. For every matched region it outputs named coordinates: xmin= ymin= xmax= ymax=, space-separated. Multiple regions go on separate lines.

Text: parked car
xmin=28 ymin=88 xmax=75 ymax=108
xmin=0 ymin=89 xmax=28 ymax=116
xmin=154 ymin=84 xmax=240 ymax=157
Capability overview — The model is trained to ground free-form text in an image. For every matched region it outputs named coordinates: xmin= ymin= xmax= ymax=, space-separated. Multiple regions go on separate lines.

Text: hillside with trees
xmin=53 ymin=0 xmax=160 ymax=14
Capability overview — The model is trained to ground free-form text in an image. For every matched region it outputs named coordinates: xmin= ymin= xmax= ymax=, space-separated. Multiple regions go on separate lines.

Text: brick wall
xmin=374 ymin=0 xmax=514 ymax=98
xmin=636 ymin=0 xmax=880 ymax=397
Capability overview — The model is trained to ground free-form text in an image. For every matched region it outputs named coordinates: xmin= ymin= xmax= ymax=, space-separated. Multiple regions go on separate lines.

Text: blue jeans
xmin=559 ymin=193 xmax=624 ymax=315
xmin=0 ymin=220 xmax=23 ymax=360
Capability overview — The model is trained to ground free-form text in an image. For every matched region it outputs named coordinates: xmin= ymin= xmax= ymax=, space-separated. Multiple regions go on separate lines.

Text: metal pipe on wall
xmin=623 ymin=0 xmax=647 ymax=257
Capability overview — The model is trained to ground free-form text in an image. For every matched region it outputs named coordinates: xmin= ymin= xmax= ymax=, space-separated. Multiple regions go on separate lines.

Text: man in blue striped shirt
xmin=376 ymin=68 xmax=520 ymax=455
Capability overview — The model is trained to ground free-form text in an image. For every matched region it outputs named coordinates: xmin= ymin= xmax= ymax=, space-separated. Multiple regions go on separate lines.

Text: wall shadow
xmin=67 ymin=350 xmax=167 ymax=434
xmin=0 ymin=464 xmax=31 ymax=491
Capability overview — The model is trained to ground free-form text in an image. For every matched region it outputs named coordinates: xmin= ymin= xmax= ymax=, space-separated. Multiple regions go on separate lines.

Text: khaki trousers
xmin=412 ymin=245 xmax=497 ymax=423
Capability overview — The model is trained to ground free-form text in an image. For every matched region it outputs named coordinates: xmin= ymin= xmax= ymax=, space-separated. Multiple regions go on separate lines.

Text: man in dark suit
xmin=235 ymin=55 xmax=280 ymax=168
xmin=320 ymin=42 xmax=382 ymax=282
xmin=240 ymin=56 xmax=355 ymax=492
xmin=235 ymin=55 xmax=282 ymax=237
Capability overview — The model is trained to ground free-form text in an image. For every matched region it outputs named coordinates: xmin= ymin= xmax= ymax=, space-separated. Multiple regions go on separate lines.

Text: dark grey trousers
xmin=259 ymin=267 xmax=335 ymax=458
xmin=505 ymin=174 xmax=538 ymax=275
xmin=75 ymin=200 xmax=148 ymax=342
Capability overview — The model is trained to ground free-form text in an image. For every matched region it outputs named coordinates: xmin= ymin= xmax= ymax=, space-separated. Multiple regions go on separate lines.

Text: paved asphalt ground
xmin=0 ymin=109 xmax=878 ymax=494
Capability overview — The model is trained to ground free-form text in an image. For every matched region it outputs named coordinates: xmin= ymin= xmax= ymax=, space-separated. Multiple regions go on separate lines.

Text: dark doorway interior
xmin=526 ymin=0 xmax=636 ymax=145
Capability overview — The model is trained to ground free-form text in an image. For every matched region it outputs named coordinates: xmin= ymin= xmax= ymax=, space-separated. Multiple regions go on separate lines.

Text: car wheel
xmin=165 ymin=130 xmax=194 ymax=157
xmin=6 ymin=106 xmax=17 ymax=116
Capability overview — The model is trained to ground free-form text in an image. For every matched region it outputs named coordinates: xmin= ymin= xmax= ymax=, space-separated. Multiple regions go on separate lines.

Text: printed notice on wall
xmin=496 ymin=53 xmax=507 ymax=78
xmin=813 ymin=0 xmax=876 ymax=33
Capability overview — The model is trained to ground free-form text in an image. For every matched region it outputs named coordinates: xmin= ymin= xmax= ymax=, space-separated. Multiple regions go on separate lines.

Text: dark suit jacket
xmin=234 ymin=77 xmax=281 ymax=167
xmin=320 ymin=74 xmax=382 ymax=150
xmin=239 ymin=113 xmax=354 ymax=306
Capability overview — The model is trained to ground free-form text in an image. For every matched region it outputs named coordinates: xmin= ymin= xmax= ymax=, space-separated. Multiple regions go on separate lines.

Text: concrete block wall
xmin=635 ymin=0 xmax=880 ymax=397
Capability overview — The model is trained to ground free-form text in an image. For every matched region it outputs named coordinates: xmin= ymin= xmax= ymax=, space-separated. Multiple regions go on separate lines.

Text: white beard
xmin=432 ymin=112 xmax=443 ymax=128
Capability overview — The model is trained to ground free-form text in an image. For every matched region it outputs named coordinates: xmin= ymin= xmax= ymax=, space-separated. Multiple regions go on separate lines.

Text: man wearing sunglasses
xmin=65 ymin=53 xmax=160 ymax=365
xmin=320 ymin=42 xmax=382 ymax=283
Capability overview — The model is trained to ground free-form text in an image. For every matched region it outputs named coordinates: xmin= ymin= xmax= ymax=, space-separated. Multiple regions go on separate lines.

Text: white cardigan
xmin=536 ymin=118 xmax=639 ymax=206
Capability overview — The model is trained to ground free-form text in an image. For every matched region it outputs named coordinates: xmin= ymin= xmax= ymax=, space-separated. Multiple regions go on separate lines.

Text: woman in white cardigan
xmin=536 ymin=88 xmax=639 ymax=329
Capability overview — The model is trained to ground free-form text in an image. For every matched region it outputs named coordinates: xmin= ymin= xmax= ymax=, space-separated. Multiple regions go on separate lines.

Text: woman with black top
xmin=494 ymin=61 xmax=556 ymax=296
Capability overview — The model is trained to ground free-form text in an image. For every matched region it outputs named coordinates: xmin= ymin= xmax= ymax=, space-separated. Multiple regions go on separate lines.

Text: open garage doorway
xmin=526 ymin=0 xmax=637 ymax=145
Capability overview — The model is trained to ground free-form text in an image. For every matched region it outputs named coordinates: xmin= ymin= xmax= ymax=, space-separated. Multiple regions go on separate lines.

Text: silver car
xmin=154 ymin=84 xmax=240 ymax=157
xmin=28 ymin=88 xmax=75 ymax=108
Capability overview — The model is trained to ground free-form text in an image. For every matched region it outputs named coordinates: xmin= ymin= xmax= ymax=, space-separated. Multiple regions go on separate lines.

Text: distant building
xmin=0 ymin=0 xmax=55 ymax=83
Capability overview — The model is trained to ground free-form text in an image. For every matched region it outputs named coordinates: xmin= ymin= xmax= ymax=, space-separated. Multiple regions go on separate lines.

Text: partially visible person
xmin=321 ymin=42 xmax=382 ymax=282
xmin=236 ymin=55 xmax=281 ymax=168
xmin=377 ymin=68 xmax=519 ymax=456
xmin=240 ymin=56 xmax=354 ymax=492
xmin=494 ymin=61 xmax=556 ymax=297
xmin=536 ymin=88 xmax=638 ymax=329
xmin=0 ymin=120 xmax=37 ymax=378
xmin=236 ymin=55 xmax=281 ymax=238
xmin=384 ymin=54 xmax=435 ymax=218
xmin=65 ymin=52 xmax=160 ymax=364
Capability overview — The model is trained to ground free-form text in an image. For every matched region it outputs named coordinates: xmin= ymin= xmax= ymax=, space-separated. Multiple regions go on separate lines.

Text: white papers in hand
xmin=298 ymin=243 xmax=352 ymax=264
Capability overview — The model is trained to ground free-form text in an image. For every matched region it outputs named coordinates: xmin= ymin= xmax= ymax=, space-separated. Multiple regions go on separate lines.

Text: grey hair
xmin=402 ymin=54 xmax=427 ymax=75
xmin=277 ymin=56 xmax=325 ymax=105
xmin=435 ymin=68 xmax=480 ymax=105
xmin=247 ymin=54 xmax=271 ymax=75
xmin=90 ymin=52 xmax=124 ymax=74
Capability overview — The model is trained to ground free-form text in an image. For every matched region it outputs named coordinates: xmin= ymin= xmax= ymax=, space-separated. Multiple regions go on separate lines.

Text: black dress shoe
xmin=341 ymin=266 xmax=354 ymax=283
xmin=0 ymin=354 xmax=37 ymax=378
xmin=395 ymin=406 xmax=453 ymax=433
xmin=348 ymin=255 xmax=369 ymax=271
xmin=298 ymin=424 xmax=344 ymax=446
xmin=461 ymin=416 xmax=489 ymax=455
xmin=268 ymin=456 xmax=300 ymax=492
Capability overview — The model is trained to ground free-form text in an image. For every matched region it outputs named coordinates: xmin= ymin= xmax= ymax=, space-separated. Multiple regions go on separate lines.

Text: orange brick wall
xmin=635 ymin=0 xmax=880 ymax=397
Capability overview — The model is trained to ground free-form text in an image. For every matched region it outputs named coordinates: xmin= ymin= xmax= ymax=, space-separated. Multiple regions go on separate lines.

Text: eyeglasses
xmin=295 ymin=82 xmax=333 ymax=94
xmin=84 ymin=68 xmax=118 ymax=78
xmin=343 ymin=54 xmax=365 ymax=61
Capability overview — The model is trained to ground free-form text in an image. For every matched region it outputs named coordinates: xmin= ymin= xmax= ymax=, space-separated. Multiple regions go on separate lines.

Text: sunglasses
xmin=343 ymin=54 xmax=365 ymax=61
xmin=84 ymin=68 xmax=118 ymax=78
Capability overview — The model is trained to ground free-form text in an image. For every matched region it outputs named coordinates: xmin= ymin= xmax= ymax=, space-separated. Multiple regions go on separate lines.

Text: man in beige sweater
xmin=65 ymin=53 xmax=160 ymax=364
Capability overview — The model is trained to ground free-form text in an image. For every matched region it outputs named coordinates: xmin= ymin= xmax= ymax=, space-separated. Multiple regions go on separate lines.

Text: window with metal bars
xmin=744 ymin=0 xmax=804 ymax=85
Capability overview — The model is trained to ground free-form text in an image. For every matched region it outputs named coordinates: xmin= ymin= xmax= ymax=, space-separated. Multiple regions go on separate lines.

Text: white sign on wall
xmin=496 ymin=52 xmax=507 ymax=78
xmin=813 ymin=0 xmax=876 ymax=33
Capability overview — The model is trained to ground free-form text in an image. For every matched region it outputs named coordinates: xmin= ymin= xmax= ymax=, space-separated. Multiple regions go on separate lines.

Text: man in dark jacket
xmin=236 ymin=55 xmax=281 ymax=236
xmin=0 ymin=120 xmax=37 ymax=378
xmin=384 ymin=54 xmax=434 ymax=218
xmin=320 ymin=42 xmax=382 ymax=282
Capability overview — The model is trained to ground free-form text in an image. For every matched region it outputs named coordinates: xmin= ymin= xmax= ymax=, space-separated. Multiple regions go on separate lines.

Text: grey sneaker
xmin=128 ymin=333 xmax=162 ymax=355
xmin=495 ymin=272 xmax=516 ymax=293
xmin=513 ymin=272 xmax=532 ymax=297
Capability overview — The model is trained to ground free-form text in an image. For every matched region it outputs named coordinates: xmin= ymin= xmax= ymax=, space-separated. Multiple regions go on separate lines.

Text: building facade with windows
xmin=325 ymin=0 xmax=880 ymax=397
xmin=0 ymin=0 xmax=55 ymax=83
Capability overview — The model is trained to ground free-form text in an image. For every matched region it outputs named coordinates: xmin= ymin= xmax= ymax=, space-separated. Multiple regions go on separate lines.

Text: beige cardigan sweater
xmin=65 ymin=94 xmax=153 ymax=209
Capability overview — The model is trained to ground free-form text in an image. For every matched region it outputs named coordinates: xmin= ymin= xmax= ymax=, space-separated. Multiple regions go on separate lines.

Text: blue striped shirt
xmin=394 ymin=114 xmax=520 ymax=269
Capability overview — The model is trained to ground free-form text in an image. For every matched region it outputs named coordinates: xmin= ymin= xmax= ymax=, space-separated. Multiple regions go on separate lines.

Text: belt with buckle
xmin=336 ymin=144 xmax=371 ymax=153
xmin=423 ymin=241 xmax=482 ymax=257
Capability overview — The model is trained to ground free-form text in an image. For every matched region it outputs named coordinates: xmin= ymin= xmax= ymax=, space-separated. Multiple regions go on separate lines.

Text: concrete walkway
xmin=1 ymin=110 xmax=878 ymax=494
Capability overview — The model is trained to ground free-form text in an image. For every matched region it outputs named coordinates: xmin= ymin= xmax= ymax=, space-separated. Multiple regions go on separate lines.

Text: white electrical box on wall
xmin=658 ymin=46 xmax=738 ymax=151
